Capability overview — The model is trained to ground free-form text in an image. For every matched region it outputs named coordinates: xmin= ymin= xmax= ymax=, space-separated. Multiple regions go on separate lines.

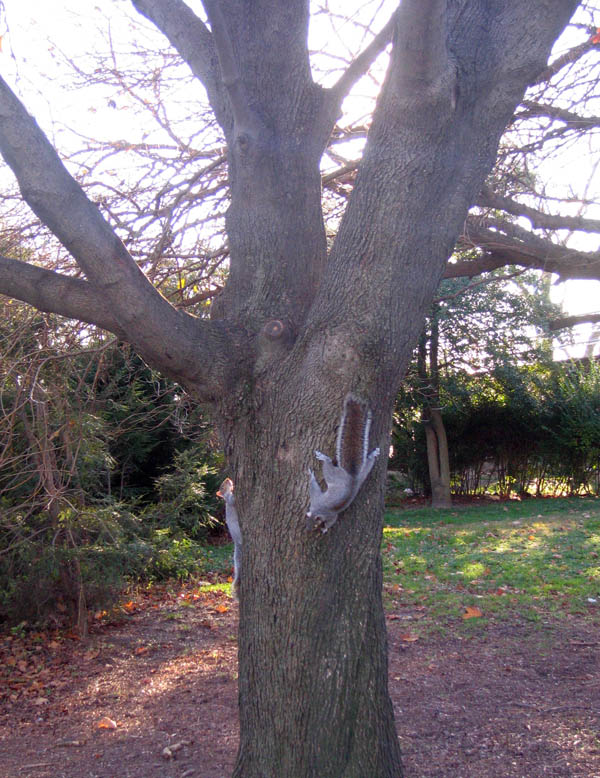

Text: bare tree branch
xmin=532 ymin=36 xmax=597 ymax=85
xmin=131 ymin=0 xmax=232 ymax=134
xmin=321 ymin=159 xmax=359 ymax=186
xmin=550 ymin=311 xmax=600 ymax=330
xmin=476 ymin=184 xmax=600 ymax=233
xmin=0 ymin=256 xmax=126 ymax=336
xmin=455 ymin=220 xmax=600 ymax=280
xmin=173 ymin=284 xmax=223 ymax=307
xmin=201 ymin=0 xmax=265 ymax=140
xmin=0 ymin=76 xmax=248 ymax=397
xmin=518 ymin=100 xmax=600 ymax=130
xmin=327 ymin=11 xmax=396 ymax=107
xmin=0 ymin=77 xmax=189 ymax=351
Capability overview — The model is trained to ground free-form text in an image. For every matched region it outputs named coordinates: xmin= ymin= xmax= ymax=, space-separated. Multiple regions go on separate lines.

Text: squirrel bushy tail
xmin=337 ymin=395 xmax=372 ymax=476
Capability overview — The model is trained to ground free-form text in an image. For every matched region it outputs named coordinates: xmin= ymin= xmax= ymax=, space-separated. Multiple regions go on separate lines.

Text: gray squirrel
xmin=307 ymin=394 xmax=380 ymax=532
xmin=216 ymin=477 xmax=242 ymax=599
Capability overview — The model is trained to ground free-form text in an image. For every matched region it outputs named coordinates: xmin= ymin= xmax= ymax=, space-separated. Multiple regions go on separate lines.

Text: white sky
xmin=3 ymin=0 xmax=600 ymax=356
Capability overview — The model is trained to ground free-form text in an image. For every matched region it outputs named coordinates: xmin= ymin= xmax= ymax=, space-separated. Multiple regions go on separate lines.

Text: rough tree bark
xmin=0 ymin=1 xmax=581 ymax=775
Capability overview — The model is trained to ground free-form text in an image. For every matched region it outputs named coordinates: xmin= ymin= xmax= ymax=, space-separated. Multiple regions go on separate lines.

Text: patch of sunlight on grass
xmin=381 ymin=497 xmax=600 ymax=631
xmin=383 ymin=526 xmax=427 ymax=539
xmin=383 ymin=527 xmax=405 ymax=539
xmin=198 ymin=582 xmax=231 ymax=594
xmin=528 ymin=522 xmax=555 ymax=534
xmin=459 ymin=561 xmax=486 ymax=580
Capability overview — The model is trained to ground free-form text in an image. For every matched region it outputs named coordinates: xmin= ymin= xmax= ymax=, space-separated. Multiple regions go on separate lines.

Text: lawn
xmin=383 ymin=496 xmax=600 ymax=632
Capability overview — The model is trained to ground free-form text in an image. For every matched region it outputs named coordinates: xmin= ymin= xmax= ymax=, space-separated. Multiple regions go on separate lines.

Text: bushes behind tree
xmin=0 ymin=329 xmax=225 ymax=628
xmin=392 ymin=359 xmax=600 ymax=498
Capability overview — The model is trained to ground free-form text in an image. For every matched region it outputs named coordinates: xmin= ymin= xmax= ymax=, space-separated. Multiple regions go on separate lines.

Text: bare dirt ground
xmin=1 ymin=585 xmax=599 ymax=778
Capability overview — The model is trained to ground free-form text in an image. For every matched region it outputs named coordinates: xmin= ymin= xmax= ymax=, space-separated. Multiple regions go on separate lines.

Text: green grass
xmin=202 ymin=544 xmax=235 ymax=576
xmin=383 ymin=496 xmax=600 ymax=633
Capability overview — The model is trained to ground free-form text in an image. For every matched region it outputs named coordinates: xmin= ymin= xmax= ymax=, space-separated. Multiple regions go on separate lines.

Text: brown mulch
xmin=1 ymin=587 xmax=599 ymax=778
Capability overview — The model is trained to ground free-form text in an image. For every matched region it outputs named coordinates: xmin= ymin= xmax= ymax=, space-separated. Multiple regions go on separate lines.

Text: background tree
xmin=417 ymin=307 xmax=452 ymax=508
xmin=0 ymin=2 xmax=588 ymax=776
xmin=393 ymin=268 xmax=562 ymax=500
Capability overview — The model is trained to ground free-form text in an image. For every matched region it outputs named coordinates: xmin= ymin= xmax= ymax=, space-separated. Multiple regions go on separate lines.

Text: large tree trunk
xmin=228 ymin=395 xmax=400 ymax=776
xmin=0 ymin=1 xmax=581 ymax=776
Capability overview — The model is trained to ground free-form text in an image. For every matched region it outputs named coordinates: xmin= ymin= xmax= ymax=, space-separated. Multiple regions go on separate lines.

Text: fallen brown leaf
xmin=398 ymin=633 xmax=420 ymax=643
xmin=96 ymin=716 xmax=117 ymax=730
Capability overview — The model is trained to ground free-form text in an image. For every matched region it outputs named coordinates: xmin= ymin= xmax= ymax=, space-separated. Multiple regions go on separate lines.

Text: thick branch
xmin=326 ymin=11 xmax=396 ymax=108
xmin=201 ymin=0 xmax=264 ymax=139
xmin=0 ymin=256 xmax=126 ymax=336
xmin=0 ymin=79 xmax=179 ymax=339
xmin=550 ymin=312 xmax=600 ymax=331
xmin=131 ymin=0 xmax=232 ymax=134
xmin=454 ymin=220 xmax=600 ymax=280
xmin=395 ymin=0 xmax=450 ymax=95
xmin=444 ymin=254 xmax=512 ymax=279
xmin=0 ymin=77 xmax=246 ymax=398
xmin=308 ymin=0 xmax=579 ymax=384
xmin=476 ymin=185 xmax=600 ymax=233
xmin=436 ymin=269 xmax=524 ymax=301
xmin=517 ymin=100 xmax=600 ymax=131
xmin=532 ymin=38 xmax=596 ymax=86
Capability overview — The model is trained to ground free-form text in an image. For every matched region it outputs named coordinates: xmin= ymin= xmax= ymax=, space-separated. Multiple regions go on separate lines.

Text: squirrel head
xmin=217 ymin=477 xmax=234 ymax=500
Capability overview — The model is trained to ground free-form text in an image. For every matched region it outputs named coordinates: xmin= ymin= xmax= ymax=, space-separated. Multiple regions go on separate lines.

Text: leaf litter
xmin=1 ymin=583 xmax=600 ymax=777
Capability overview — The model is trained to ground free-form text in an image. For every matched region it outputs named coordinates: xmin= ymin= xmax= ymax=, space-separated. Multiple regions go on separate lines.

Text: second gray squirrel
xmin=307 ymin=394 xmax=380 ymax=532
xmin=216 ymin=477 xmax=242 ymax=600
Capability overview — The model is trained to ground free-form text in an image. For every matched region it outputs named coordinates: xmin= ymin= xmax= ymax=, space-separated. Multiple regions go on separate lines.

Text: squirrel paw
xmin=309 ymin=513 xmax=338 ymax=533
xmin=315 ymin=450 xmax=331 ymax=462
